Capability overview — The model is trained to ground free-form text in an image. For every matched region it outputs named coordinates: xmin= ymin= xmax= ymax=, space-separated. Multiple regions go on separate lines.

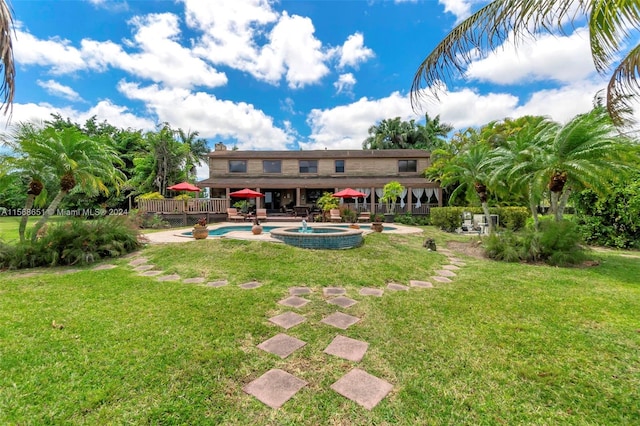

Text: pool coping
xmin=143 ymin=221 xmax=422 ymax=244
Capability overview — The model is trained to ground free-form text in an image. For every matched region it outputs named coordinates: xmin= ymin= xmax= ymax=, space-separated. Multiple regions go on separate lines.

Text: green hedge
xmin=430 ymin=206 xmax=529 ymax=232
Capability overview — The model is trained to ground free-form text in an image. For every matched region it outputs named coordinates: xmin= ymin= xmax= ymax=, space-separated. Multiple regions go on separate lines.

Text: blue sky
xmin=8 ymin=0 xmax=608 ymax=167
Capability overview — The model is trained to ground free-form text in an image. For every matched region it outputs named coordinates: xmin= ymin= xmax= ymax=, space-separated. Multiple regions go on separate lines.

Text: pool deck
xmin=143 ymin=221 xmax=422 ymax=244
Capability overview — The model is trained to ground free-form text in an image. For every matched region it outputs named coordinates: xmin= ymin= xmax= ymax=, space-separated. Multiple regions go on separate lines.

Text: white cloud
xmin=3 ymin=100 xmax=156 ymax=133
xmin=467 ymin=28 xmax=596 ymax=84
xmin=118 ymin=81 xmax=292 ymax=150
xmin=36 ymin=80 xmax=83 ymax=102
xmin=337 ymin=33 xmax=374 ymax=69
xmin=14 ymin=27 xmax=86 ymax=74
xmin=438 ymin=0 xmax=474 ymax=23
xmin=334 ymin=73 xmax=356 ymax=95
xmin=303 ymin=91 xmax=414 ymax=150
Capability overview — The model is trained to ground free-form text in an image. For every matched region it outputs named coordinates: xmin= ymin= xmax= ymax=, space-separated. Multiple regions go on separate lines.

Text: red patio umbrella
xmin=333 ymin=188 xmax=367 ymax=210
xmin=167 ymin=182 xmax=201 ymax=192
xmin=229 ymin=188 xmax=264 ymax=198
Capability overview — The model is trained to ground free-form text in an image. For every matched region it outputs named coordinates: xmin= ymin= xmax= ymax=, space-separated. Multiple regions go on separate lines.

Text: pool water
xmin=182 ymin=224 xmax=396 ymax=237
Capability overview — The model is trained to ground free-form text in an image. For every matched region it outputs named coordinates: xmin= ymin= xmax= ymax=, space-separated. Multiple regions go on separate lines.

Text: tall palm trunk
xmin=549 ymin=171 xmax=567 ymax=222
xmin=474 ymin=182 xmax=494 ymax=233
xmin=557 ymin=186 xmax=573 ymax=221
xmin=31 ymin=190 xmax=67 ymax=242
xmin=19 ymin=194 xmax=35 ymax=242
xmin=529 ymin=187 xmax=540 ymax=231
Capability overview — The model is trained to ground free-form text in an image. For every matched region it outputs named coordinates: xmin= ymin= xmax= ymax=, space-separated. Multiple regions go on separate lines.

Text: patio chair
xmin=357 ymin=211 xmax=371 ymax=222
xmin=330 ymin=208 xmax=342 ymax=223
xmin=294 ymin=206 xmax=310 ymax=217
xmin=227 ymin=208 xmax=244 ymax=222
xmin=256 ymin=208 xmax=268 ymax=222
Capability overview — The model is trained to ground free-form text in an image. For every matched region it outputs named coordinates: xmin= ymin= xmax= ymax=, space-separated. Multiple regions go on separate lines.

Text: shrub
xmin=0 ymin=217 xmax=142 ymax=269
xmin=483 ymin=219 xmax=586 ymax=266
xmin=431 ymin=206 xmax=530 ymax=232
xmin=430 ymin=207 xmax=466 ymax=231
xmin=136 ymin=192 xmax=165 ymax=200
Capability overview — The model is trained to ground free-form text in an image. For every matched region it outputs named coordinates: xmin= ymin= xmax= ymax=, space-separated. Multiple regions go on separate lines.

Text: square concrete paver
xmin=451 ymin=261 xmax=467 ymax=267
xmin=447 ymin=257 xmax=464 ymax=263
xmin=206 ymin=280 xmax=228 ymax=287
xmin=128 ymin=257 xmax=149 ymax=266
xmin=257 ymin=333 xmax=306 ymax=359
xmin=323 ymin=287 xmax=346 ymax=296
xmin=435 ymin=270 xmax=456 ymax=277
xmin=93 ymin=264 xmax=117 ymax=270
xmin=438 ymin=249 xmax=453 ymax=255
xmin=157 ymin=274 xmax=181 ymax=282
xmin=289 ymin=287 xmax=311 ymax=296
xmin=331 ymin=368 xmax=393 ymax=410
xmin=387 ymin=282 xmax=409 ymax=291
xmin=183 ymin=277 xmax=206 ymax=284
xmin=360 ymin=287 xmax=384 ymax=297
xmin=278 ymin=296 xmax=310 ymax=308
xmin=269 ymin=312 xmax=306 ymax=329
xmin=139 ymin=270 xmax=163 ymax=276
xmin=328 ymin=296 xmax=357 ymax=308
xmin=432 ymin=276 xmax=453 ymax=283
xmin=409 ymin=280 xmax=433 ymax=288
xmin=442 ymin=264 xmax=460 ymax=270
xmin=244 ymin=369 xmax=307 ymax=409
xmin=240 ymin=281 xmax=262 ymax=289
xmin=134 ymin=264 xmax=155 ymax=272
xmin=324 ymin=335 xmax=369 ymax=362
xmin=321 ymin=312 xmax=361 ymax=330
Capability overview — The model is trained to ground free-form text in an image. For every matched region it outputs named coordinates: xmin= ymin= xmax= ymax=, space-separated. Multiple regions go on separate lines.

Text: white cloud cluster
xmin=438 ymin=0 xmax=475 ymax=23
xmin=334 ymin=73 xmax=356 ymax=96
xmin=36 ymin=80 xmax=83 ymax=102
xmin=337 ymin=33 xmax=374 ymax=69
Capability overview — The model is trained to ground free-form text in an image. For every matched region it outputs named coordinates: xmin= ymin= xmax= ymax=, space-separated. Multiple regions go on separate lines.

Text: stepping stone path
xmin=120 ymin=243 xmax=469 ymax=411
xmin=244 ymin=244 xmax=470 ymax=411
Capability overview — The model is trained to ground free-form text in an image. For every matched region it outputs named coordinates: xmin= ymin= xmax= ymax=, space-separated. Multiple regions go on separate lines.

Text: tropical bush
xmin=484 ymin=219 xmax=586 ymax=266
xmin=430 ymin=206 xmax=529 ymax=232
xmin=0 ymin=216 xmax=141 ymax=269
xmin=573 ymin=178 xmax=640 ymax=249
xmin=394 ymin=212 xmax=431 ymax=226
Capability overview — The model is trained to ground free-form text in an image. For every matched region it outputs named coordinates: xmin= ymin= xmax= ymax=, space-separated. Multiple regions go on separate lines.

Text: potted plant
xmin=341 ymin=207 xmax=359 ymax=229
xmin=316 ymin=191 xmax=339 ymax=222
xmin=192 ymin=217 xmax=208 ymax=239
xmin=251 ymin=218 xmax=263 ymax=235
xmin=233 ymin=200 xmax=249 ymax=214
xmin=380 ymin=181 xmax=405 ymax=223
xmin=371 ymin=213 xmax=384 ymax=232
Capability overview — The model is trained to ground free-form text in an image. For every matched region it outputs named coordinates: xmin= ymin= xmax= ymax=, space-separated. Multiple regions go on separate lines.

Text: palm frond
xmin=0 ymin=0 xmax=14 ymax=116
xmin=607 ymin=42 xmax=640 ymax=126
xmin=410 ymin=0 xmax=590 ymax=107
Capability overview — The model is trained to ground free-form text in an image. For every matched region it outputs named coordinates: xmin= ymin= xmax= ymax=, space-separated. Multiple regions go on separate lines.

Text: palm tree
xmin=428 ymin=141 xmax=495 ymax=233
xmin=485 ymin=116 xmax=552 ymax=229
xmin=0 ymin=0 xmax=15 ymax=115
xmin=176 ymin=128 xmax=209 ymax=181
xmin=30 ymin=126 xmax=126 ymax=240
xmin=411 ymin=1 xmax=640 ymax=126
xmin=363 ymin=117 xmax=407 ymax=149
xmin=532 ymin=106 xmax=637 ymax=222
xmin=1 ymin=122 xmax=54 ymax=241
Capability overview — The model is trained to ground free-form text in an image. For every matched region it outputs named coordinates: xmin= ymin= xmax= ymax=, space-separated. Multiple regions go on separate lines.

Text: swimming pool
xmin=182 ymin=224 xmax=396 ymax=237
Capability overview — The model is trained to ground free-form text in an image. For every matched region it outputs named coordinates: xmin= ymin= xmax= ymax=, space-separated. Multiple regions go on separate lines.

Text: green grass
xmin=1 ymin=226 xmax=639 ymax=424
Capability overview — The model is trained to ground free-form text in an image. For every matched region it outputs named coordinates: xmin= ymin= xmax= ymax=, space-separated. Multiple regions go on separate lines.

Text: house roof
xmin=198 ymin=175 xmax=437 ymax=189
xmin=207 ymin=149 xmax=430 ymax=159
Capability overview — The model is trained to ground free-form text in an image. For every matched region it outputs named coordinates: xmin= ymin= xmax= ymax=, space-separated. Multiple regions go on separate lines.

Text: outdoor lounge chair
xmin=227 ymin=208 xmax=244 ymax=222
xmin=330 ymin=209 xmax=342 ymax=222
xmin=357 ymin=211 xmax=371 ymax=222
xmin=256 ymin=208 xmax=268 ymax=222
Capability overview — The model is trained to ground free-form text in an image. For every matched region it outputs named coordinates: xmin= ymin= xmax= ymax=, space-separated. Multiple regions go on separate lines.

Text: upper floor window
xmin=398 ymin=159 xmax=417 ymax=173
xmin=263 ymin=160 xmax=282 ymax=173
xmin=299 ymin=160 xmax=318 ymax=173
xmin=335 ymin=160 xmax=345 ymax=173
xmin=228 ymin=160 xmax=247 ymax=173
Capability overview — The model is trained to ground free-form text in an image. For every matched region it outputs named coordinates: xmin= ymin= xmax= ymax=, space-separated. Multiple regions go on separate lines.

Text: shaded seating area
xmin=330 ymin=209 xmax=342 ymax=223
xmin=227 ymin=208 xmax=244 ymax=222
xmin=357 ymin=212 xmax=371 ymax=222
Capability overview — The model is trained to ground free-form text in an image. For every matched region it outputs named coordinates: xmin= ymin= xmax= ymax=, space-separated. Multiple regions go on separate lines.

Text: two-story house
xmin=197 ymin=143 xmax=442 ymax=214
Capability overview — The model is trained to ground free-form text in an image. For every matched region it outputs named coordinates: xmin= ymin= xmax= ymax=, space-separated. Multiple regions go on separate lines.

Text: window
xmin=299 ymin=160 xmax=318 ymax=173
xmin=398 ymin=159 xmax=417 ymax=173
xmin=335 ymin=160 xmax=345 ymax=173
xmin=228 ymin=160 xmax=247 ymax=173
xmin=263 ymin=160 xmax=282 ymax=173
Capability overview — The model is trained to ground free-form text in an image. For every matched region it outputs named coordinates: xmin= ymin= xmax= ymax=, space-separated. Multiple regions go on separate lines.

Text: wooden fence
xmin=138 ymin=198 xmax=228 ymax=214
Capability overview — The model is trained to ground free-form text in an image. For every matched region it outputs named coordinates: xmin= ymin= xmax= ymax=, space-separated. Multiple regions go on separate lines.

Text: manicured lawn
xmin=1 ymin=226 xmax=639 ymax=424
